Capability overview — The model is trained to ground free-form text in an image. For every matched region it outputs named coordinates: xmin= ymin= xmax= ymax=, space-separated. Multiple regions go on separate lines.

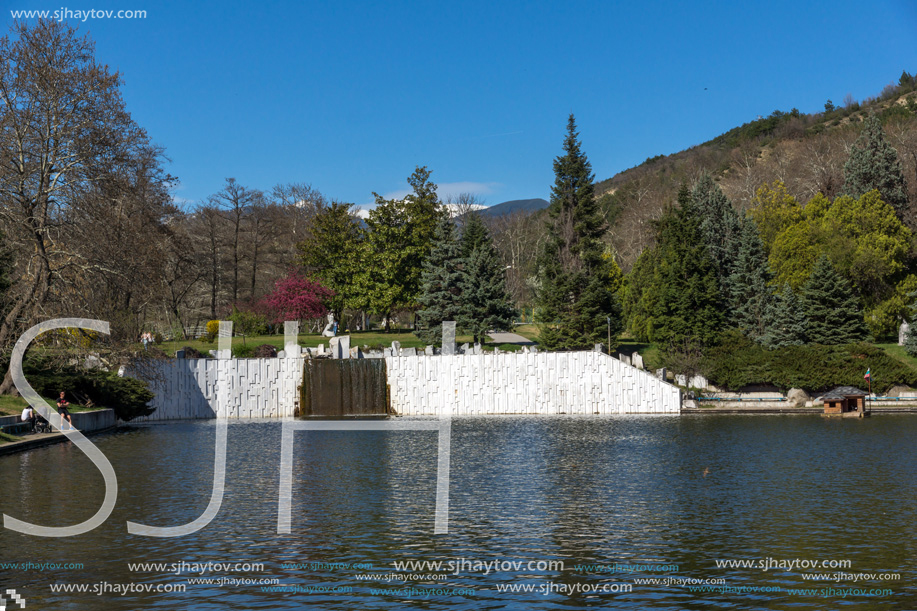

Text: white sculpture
xmin=322 ymin=313 xmax=336 ymax=338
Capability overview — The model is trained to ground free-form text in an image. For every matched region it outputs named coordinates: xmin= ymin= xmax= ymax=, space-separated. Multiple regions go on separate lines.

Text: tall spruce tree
xmin=460 ymin=223 xmax=517 ymax=345
xmin=843 ymin=113 xmax=909 ymax=219
xmin=692 ymin=173 xmax=742 ymax=289
xmin=649 ymin=186 xmax=723 ymax=346
xmin=800 ymin=255 xmax=869 ymax=344
xmin=415 ymin=217 xmax=465 ymax=345
xmin=460 ymin=212 xmax=490 ymax=257
xmin=726 ymin=214 xmax=773 ymax=341
xmin=762 ymin=285 xmax=807 ymax=348
xmin=536 ymin=115 xmax=621 ymax=350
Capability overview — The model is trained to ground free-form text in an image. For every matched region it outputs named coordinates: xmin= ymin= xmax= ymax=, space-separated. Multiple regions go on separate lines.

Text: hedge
xmin=701 ymin=332 xmax=917 ymax=393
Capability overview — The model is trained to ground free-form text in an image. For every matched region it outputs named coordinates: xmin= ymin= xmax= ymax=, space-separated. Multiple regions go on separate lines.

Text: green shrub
xmin=229 ymin=308 xmax=269 ymax=336
xmin=231 ymin=344 xmax=256 ymax=358
xmin=701 ymin=331 xmax=917 ymax=393
xmin=24 ymin=359 xmax=155 ymax=421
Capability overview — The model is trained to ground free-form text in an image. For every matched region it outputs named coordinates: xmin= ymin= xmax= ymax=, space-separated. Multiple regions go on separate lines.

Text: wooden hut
xmin=822 ymin=386 xmax=869 ymax=417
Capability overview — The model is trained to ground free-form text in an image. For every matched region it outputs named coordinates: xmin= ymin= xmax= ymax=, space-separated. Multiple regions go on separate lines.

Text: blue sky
xmin=5 ymin=0 xmax=917 ymax=208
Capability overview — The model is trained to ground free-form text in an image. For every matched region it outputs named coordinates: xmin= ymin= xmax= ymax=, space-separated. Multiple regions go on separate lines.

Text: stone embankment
xmin=0 ymin=409 xmax=117 ymax=456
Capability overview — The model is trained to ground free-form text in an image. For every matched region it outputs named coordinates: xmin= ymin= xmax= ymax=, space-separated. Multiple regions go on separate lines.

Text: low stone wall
xmin=1 ymin=409 xmax=115 ymax=432
xmin=131 ymin=357 xmax=303 ymax=421
xmin=73 ymin=409 xmax=117 ymax=431
xmin=386 ymin=351 xmax=681 ymax=415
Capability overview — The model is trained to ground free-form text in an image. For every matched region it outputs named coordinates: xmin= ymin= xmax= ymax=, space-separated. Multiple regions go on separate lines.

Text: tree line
xmin=622 ymin=110 xmax=917 ymax=374
xmin=4 ymin=18 xmax=917 ymax=396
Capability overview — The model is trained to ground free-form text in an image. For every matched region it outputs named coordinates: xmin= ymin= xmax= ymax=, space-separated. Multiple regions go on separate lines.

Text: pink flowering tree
xmin=261 ymin=270 xmax=334 ymax=323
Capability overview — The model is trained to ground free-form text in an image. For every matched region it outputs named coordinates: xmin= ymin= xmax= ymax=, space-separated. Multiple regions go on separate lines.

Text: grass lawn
xmin=513 ymin=324 xmax=540 ymax=341
xmin=616 ymin=338 xmax=662 ymax=371
xmin=875 ymin=343 xmax=917 ymax=371
xmin=0 ymin=430 xmax=22 ymax=444
xmin=0 ymin=395 xmax=104 ymax=417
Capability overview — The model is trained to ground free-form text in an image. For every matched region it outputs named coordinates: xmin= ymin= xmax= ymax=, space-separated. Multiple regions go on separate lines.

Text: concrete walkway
xmin=487 ymin=332 xmax=536 ymax=345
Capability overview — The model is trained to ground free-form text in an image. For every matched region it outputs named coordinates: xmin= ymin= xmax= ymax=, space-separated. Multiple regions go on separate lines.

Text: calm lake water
xmin=0 ymin=416 xmax=915 ymax=610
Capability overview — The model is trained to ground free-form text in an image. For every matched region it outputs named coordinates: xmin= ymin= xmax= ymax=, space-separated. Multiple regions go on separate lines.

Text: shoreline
xmin=686 ymin=405 xmax=917 ymax=414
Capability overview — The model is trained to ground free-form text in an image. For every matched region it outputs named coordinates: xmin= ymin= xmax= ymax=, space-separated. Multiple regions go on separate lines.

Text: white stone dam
xmin=130 ymin=351 xmax=681 ymax=421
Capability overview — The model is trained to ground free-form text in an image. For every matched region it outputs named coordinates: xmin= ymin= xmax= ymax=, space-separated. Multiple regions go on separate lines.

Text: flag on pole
xmin=864 ymin=368 xmax=871 ymax=380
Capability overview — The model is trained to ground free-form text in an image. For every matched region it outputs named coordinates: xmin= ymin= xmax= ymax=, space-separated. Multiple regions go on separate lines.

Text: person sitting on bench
xmin=20 ymin=405 xmax=36 ymax=432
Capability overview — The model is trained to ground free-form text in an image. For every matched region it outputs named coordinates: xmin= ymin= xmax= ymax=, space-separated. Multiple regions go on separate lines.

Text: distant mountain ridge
xmin=481 ymin=198 xmax=549 ymax=216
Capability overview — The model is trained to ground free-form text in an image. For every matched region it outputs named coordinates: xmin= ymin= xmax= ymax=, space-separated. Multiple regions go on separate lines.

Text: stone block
xmin=442 ymin=321 xmax=457 ymax=355
xmin=330 ymin=335 xmax=351 ymax=359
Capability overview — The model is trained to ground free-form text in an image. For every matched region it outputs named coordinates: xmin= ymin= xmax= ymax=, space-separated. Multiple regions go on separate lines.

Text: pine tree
xmin=726 ymin=214 xmax=773 ymax=341
xmin=691 ymin=173 xmax=742 ymax=288
xmin=843 ymin=113 xmax=909 ymax=219
xmin=536 ymin=115 xmax=621 ymax=350
xmin=415 ymin=217 xmax=465 ymax=345
xmin=800 ymin=255 xmax=869 ymax=344
xmin=762 ymin=285 xmax=807 ymax=348
xmin=460 ymin=227 xmax=517 ymax=345
xmin=460 ymin=211 xmax=490 ymax=258
xmin=649 ymin=187 xmax=723 ymax=346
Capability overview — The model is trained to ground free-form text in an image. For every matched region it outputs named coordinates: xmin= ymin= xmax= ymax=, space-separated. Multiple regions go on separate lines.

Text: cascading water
xmin=299 ymin=359 xmax=390 ymax=417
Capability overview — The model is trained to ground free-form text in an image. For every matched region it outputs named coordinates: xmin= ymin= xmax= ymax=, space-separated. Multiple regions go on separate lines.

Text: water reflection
xmin=0 ymin=416 xmax=914 ymax=610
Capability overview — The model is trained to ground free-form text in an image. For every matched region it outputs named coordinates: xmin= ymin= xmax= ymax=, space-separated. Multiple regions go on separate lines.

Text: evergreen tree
xmin=536 ymin=115 xmax=621 ymax=350
xmin=843 ymin=113 xmax=909 ymax=219
xmin=460 ymin=227 xmax=517 ymax=345
xmin=691 ymin=173 xmax=742 ymax=288
xmin=726 ymin=214 xmax=773 ymax=341
xmin=762 ymin=285 xmax=807 ymax=348
xmin=649 ymin=186 xmax=723 ymax=346
xmin=460 ymin=211 xmax=490 ymax=258
xmin=415 ymin=217 xmax=465 ymax=345
xmin=351 ymin=167 xmax=445 ymax=329
xmin=297 ymin=201 xmax=363 ymax=321
xmin=800 ymin=255 xmax=869 ymax=344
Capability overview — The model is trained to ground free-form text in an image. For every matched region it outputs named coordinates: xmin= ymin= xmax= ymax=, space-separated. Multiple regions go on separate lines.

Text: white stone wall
xmin=385 ymin=351 xmax=680 ymax=415
xmin=131 ymin=351 xmax=680 ymax=420
xmin=131 ymin=357 xmax=304 ymax=421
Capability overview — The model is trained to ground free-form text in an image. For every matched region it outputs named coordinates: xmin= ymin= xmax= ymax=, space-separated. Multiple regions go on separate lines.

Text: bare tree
xmin=0 ymin=20 xmax=171 ymax=392
xmin=445 ymin=192 xmax=485 ymax=220
xmin=489 ymin=210 xmax=546 ymax=305
xmin=208 ymin=178 xmax=262 ymax=304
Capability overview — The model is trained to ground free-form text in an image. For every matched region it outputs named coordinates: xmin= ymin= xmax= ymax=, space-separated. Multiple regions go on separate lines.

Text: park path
xmin=487 ymin=332 xmax=535 ymax=345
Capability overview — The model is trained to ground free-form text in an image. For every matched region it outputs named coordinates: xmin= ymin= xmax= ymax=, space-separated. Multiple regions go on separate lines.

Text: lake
xmin=1 ymin=415 xmax=914 ymax=609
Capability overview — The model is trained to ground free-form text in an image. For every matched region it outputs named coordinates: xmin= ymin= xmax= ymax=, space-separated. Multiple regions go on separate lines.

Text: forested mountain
xmin=481 ymin=198 xmax=549 ymax=217
xmin=595 ymin=72 xmax=917 ymax=270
